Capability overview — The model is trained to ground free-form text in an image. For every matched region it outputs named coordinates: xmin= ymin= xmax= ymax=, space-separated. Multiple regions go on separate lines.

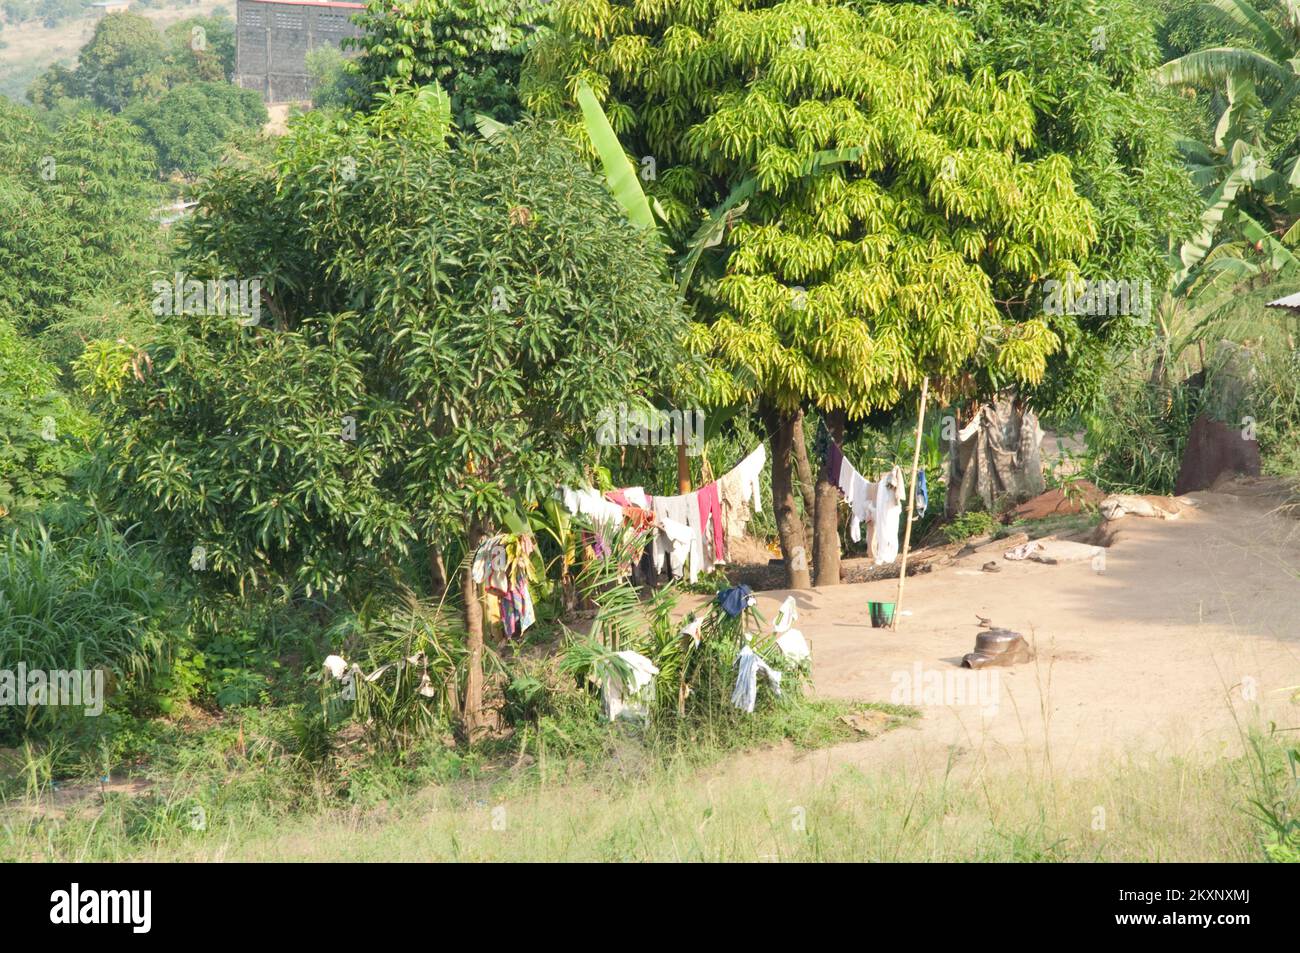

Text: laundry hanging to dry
xmin=559 ymin=444 xmax=767 ymax=584
xmin=821 ymin=439 xmax=905 ymax=566
xmin=471 ymin=532 xmax=537 ymax=640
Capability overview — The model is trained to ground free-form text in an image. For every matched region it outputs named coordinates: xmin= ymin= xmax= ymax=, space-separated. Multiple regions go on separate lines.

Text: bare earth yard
xmin=710 ymin=479 xmax=1300 ymax=787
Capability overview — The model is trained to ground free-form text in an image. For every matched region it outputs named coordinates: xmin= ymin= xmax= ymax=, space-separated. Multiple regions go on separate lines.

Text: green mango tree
xmin=83 ymin=87 xmax=692 ymax=735
xmin=525 ymin=0 xmax=1097 ymax=585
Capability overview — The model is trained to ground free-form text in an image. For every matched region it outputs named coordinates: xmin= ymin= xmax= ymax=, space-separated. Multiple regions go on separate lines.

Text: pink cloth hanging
xmin=696 ymin=482 xmax=725 ymax=562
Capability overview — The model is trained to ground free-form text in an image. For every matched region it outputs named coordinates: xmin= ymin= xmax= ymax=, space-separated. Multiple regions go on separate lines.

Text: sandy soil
xmin=706 ymin=478 xmax=1300 ymax=782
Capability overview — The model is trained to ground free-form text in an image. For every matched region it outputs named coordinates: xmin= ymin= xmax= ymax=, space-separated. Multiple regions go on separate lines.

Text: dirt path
xmin=709 ymin=480 xmax=1300 ymax=783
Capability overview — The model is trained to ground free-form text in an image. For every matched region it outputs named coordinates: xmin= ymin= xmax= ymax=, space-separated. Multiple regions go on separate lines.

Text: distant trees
xmin=125 ymin=80 xmax=266 ymax=176
xmin=75 ymin=11 xmax=168 ymax=111
xmin=25 ymin=11 xmax=252 ymax=180
xmin=305 ymin=44 xmax=364 ymax=110
xmin=27 ymin=11 xmax=237 ymax=111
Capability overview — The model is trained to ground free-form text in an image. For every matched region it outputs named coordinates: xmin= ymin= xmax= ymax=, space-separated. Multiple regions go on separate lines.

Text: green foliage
xmin=163 ymin=14 xmax=237 ymax=83
xmin=526 ymin=0 xmax=1097 ymax=420
xmin=0 ymin=513 xmax=173 ymax=743
xmin=86 ymin=89 xmax=693 ymax=598
xmin=26 ymin=63 xmax=82 ymax=109
xmin=350 ymin=0 xmax=548 ymax=128
xmin=316 ymin=596 xmax=472 ymax=750
xmin=124 ymin=80 xmax=267 ymax=177
xmin=951 ymin=0 xmax=1199 ymax=417
xmin=0 ymin=97 xmax=165 ymax=345
xmin=1084 ymin=348 xmax=1205 ymax=494
xmin=28 ymin=11 xmax=237 ymax=112
xmin=0 ymin=319 xmax=93 ymax=515
xmin=36 ymin=0 xmax=85 ymax=29
xmin=305 ymin=43 xmax=365 ymax=110
xmin=941 ymin=508 xmax=998 ymax=543
xmin=1155 ymin=1 xmax=1300 ymax=297
xmin=74 ymin=12 xmax=167 ymax=112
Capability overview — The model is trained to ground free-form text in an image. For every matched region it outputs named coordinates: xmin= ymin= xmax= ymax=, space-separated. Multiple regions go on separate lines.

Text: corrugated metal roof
xmin=1265 ymin=292 xmax=1300 ymax=308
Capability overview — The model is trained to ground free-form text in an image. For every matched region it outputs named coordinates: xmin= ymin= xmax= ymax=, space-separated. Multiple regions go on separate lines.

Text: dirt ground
xmin=699 ymin=477 xmax=1300 ymax=783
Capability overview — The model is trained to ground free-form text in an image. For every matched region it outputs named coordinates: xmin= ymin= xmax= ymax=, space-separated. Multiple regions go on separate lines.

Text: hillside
xmin=0 ymin=0 xmax=228 ymax=102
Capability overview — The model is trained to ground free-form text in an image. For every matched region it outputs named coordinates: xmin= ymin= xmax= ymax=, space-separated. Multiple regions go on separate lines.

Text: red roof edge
xmin=240 ymin=0 xmax=366 ymax=8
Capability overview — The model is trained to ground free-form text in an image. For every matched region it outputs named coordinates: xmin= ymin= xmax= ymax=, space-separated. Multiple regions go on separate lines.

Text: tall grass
xmin=0 ymin=516 xmax=172 ymax=741
xmin=4 ymin=725 xmax=1293 ymax=862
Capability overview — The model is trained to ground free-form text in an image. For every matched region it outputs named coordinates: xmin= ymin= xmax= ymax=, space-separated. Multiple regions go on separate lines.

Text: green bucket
xmin=868 ymin=601 xmax=895 ymax=628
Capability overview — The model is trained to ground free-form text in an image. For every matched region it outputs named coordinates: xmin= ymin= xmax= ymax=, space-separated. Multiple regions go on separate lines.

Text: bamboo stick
xmin=892 ymin=377 xmax=929 ymax=630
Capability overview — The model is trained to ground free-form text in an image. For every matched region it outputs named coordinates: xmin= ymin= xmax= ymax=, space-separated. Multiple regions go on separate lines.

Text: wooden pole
xmin=676 ymin=441 xmax=692 ymax=494
xmin=892 ymin=377 xmax=929 ymax=630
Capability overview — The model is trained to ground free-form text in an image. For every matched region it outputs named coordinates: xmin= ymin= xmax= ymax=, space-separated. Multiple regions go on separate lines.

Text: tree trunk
xmin=461 ymin=517 xmax=488 ymax=741
xmin=676 ymin=440 xmax=692 ymax=494
xmin=813 ymin=407 xmax=845 ymax=586
xmin=429 ymin=545 xmax=448 ymax=596
xmin=791 ymin=410 xmax=816 ymax=538
xmin=765 ymin=405 xmax=812 ymax=589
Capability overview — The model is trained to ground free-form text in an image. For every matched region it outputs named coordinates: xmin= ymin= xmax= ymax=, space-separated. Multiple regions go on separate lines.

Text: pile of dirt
xmin=1006 ymin=480 xmax=1105 ymax=521
xmin=1175 ymin=414 xmax=1260 ymax=493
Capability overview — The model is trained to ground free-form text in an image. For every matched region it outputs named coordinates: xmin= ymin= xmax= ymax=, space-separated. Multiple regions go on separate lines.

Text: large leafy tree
xmin=74 ymin=12 xmax=167 ymax=113
xmin=348 ymin=0 xmax=548 ymax=128
xmin=85 ymin=88 xmax=692 ymax=732
xmin=526 ymin=0 xmax=1096 ymax=585
xmin=948 ymin=0 xmax=1198 ymax=414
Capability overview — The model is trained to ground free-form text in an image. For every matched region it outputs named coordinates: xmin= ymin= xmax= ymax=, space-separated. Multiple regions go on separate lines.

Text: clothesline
xmin=821 ymin=438 xmax=907 ymax=566
xmin=560 ymin=444 xmax=767 ymax=584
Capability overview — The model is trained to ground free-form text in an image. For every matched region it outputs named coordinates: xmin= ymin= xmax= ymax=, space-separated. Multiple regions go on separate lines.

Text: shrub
xmin=0 ymin=514 xmax=173 ymax=743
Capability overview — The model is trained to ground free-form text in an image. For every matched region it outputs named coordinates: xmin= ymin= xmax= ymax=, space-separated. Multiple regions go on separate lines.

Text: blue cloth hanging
xmin=716 ymin=584 xmax=753 ymax=618
xmin=916 ymin=470 xmax=929 ymax=517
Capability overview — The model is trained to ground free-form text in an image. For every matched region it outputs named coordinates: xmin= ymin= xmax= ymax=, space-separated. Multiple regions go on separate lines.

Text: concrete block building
xmin=234 ymin=0 xmax=366 ymax=104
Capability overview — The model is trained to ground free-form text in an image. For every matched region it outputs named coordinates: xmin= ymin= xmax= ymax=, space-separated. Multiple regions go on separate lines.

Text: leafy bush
xmin=0 ymin=319 xmax=93 ymax=515
xmin=0 ymin=514 xmax=173 ymax=742
xmin=941 ymin=509 xmax=998 ymax=543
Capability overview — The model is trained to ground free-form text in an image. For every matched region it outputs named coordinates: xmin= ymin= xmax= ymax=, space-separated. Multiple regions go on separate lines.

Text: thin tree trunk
xmin=462 ymin=517 xmax=488 ymax=741
xmin=791 ymin=410 xmax=816 ymax=536
xmin=430 ymin=545 xmax=447 ymax=596
xmin=813 ymin=408 xmax=845 ymax=586
xmin=765 ymin=405 xmax=811 ymax=589
xmin=676 ymin=440 xmax=692 ymax=494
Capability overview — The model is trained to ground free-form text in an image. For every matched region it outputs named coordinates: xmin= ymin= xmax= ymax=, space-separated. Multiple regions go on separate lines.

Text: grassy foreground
xmin=3 ymin=717 xmax=1295 ymax=862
